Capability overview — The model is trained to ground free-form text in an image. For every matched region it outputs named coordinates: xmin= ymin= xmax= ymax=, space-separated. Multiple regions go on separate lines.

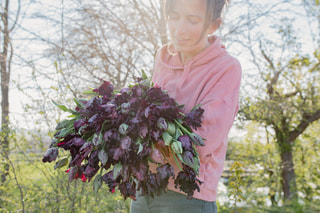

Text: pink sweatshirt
xmin=151 ymin=35 xmax=242 ymax=201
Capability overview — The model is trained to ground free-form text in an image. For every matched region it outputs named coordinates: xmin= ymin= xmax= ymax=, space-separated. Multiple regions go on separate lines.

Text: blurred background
xmin=0 ymin=0 xmax=319 ymax=212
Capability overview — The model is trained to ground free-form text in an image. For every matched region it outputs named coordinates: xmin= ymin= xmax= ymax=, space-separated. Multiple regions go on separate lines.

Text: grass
xmin=2 ymin=152 xmax=320 ymax=212
xmin=1 ymin=152 xmax=131 ymax=212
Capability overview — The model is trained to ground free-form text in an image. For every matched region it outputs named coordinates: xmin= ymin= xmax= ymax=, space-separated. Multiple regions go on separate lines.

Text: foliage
xmin=228 ymin=161 xmax=245 ymax=212
xmin=1 ymin=150 xmax=130 ymax=212
xmin=226 ymin=120 xmax=320 ymax=210
xmin=237 ymin=0 xmax=320 ymax=202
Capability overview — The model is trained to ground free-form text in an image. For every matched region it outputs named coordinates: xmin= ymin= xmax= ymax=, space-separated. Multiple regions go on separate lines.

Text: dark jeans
xmin=130 ymin=190 xmax=218 ymax=213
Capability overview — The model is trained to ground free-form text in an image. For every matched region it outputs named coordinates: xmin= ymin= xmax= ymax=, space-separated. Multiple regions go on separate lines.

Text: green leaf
xmin=55 ymin=119 xmax=74 ymax=130
xmin=52 ymin=100 xmax=69 ymax=112
xmin=113 ymin=163 xmax=122 ymax=180
xmin=98 ymin=150 xmax=108 ymax=166
xmin=54 ymin=157 xmax=69 ymax=170
xmin=93 ymin=132 xmax=103 ymax=146
xmin=162 ymin=131 xmax=173 ymax=146
xmin=73 ymin=98 xmax=87 ymax=108
xmin=141 ymin=69 xmax=148 ymax=80
xmin=138 ymin=143 xmax=143 ymax=154
xmin=82 ymin=89 xmax=96 ymax=95
xmin=54 ymin=127 xmax=74 ymax=138
xmin=191 ymin=104 xmax=202 ymax=111
xmin=93 ymin=173 xmax=102 ymax=194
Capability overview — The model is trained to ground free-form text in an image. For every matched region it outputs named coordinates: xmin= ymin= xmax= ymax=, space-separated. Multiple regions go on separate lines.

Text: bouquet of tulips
xmin=42 ymin=73 xmax=205 ymax=200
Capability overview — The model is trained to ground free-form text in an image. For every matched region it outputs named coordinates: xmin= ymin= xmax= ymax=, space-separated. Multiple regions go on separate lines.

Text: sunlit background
xmin=1 ymin=0 xmax=319 ymax=212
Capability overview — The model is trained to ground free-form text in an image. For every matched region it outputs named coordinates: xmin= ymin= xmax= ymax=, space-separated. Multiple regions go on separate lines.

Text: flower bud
xmin=193 ymin=155 xmax=200 ymax=175
xmin=42 ymin=148 xmax=59 ymax=163
xmin=178 ymin=135 xmax=192 ymax=151
xmin=72 ymin=137 xmax=86 ymax=147
xmin=118 ymin=123 xmax=129 ymax=135
xmin=171 ymin=141 xmax=183 ymax=154
xmin=189 ymin=133 xmax=205 ymax=146
xmin=120 ymin=136 xmax=132 ymax=151
xmin=139 ymin=79 xmax=150 ymax=88
xmin=162 ymin=131 xmax=173 ymax=146
xmin=167 ymin=121 xmax=176 ymax=136
xmin=151 ymin=148 xmax=165 ymax=164
xmin=182 ymin=151 xmax=194 ymax=168
xmin=121 ymin=102 xmax=131 ymax=114
xmin=98 ymin=150 xmax=108 ymax=166
xmin=157 ymin=117 xmax=168 ymax=131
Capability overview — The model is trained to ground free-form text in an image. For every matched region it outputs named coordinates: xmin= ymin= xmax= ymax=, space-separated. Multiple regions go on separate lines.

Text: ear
xmin=207 ymin=18 xmax=222 ymax=35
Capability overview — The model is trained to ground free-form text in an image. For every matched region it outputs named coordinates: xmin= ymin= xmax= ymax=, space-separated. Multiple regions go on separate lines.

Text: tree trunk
xmin=0 ymin=0 xmax=10 ymax=184
xmin=280 ymin=145 xmax=297 ymax=202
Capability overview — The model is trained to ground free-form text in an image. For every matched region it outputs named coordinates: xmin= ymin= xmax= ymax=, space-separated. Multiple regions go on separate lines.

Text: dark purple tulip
xmin=86 ymin=96 xmax=101 ymax=110
xmin=139 ymin=124 xmax=148 ymax=138
xmin=178 ymin=135 xmax=192 ymax=151
xmin=80 ymin=142 xmax=93 ymax=157
xmin=132 ymin=85 xmax=142 ymax=97
xmin=104 ymin=130 xmax=113 ymax=141
xmin=182 ymin=151 xmax=194 ymax=168
xmin=174 ymin=165 xmax=202 ymax=199
xmin=120 ymin=136 xmax=132 ymax=151
xmin=121 ymin=165 xmax=130 ymax=182
xmin=156 ymin=163 xmax=174 ymax=180
xmin=83 ymin=164 xmax=99 ymax=179
xmin=57 ymin=134 xmax=77 ymax=150
xmin=42 ymin=148 xmax=58 ymax=163
xmin=69 ymin=153 xmax=83 ymax=167
xmin=72 ymin=137 xmax=86 ymax=147
xmin=184 ymin=107 xmax=204 ymax=130
xmin=74 ymin=118 xmax=87 ymax=132
xmin=102 ymin=171 xmax=118 ymax=193
xmin=88 ymin=114 xmax=99 ymax=125
xmin=131 ymin=162 xmax=148 ymax=181
xmin=88 ymin=150 xmax=100 ymax=167
xmin=151 ymin=129 xmax=161 ymax=141
xmin=99 ymin=103 xmax=116 ymax=114
xmin=119 ymin=181 xmax=136 ymax=200
xmin=120 ymin=87 xmax=130 ymax=94
xmin=113 ymin=148 xmax=123 ymax=160
xmin=93 ymin=81 xmax=114 ymax=97
xmin=151 ymin=148 xmax=164 ymax=164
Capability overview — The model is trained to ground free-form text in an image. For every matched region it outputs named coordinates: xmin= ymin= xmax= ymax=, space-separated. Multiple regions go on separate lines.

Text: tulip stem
xmin=173 ymin=152 xmax=183 ymax=171
xmin=174 ymin=119 xmax=191 ymax=135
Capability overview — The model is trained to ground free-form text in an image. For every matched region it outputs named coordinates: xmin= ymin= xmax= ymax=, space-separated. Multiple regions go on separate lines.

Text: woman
xmin=131 ymin=0 xmax=241 ymax=212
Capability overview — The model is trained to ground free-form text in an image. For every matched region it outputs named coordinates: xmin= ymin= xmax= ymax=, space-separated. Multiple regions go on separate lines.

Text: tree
xmin=239 ymin=0 xmax=320 ymax=202
xmin=48 ymin=0 xmax=166 ymax=92
xmin=0 ymin=0 xmax=20 ymax=183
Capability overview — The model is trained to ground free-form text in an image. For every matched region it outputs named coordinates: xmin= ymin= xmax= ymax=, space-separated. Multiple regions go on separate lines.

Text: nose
xmin=174 ymin=20 xmax=187 ymax=37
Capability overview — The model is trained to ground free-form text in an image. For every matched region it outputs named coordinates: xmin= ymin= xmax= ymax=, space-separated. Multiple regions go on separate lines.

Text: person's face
xmin=167 ymin=0 xmax=217 ymax=63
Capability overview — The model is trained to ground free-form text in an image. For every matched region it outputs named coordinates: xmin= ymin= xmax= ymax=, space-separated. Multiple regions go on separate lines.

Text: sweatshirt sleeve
xmin=195 ymin=58 xmax=242 ymax=158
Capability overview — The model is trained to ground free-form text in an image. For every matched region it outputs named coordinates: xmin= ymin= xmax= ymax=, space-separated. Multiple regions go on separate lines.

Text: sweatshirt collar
xmin=159 ymin=35 xmax=225 ymax=71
